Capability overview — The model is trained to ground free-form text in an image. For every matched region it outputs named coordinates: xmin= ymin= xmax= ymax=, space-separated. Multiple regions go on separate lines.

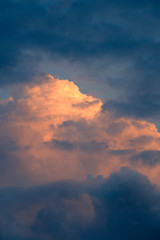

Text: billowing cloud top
xmin=0 ymin=75 xmax=160 ymax=187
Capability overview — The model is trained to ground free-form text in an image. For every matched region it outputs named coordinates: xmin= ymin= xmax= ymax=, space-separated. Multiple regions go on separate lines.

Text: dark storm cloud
xmin=0 ymin=168 xmax=160 ymax=239
xmin=1 ymin=0 xmax=160 ymax=121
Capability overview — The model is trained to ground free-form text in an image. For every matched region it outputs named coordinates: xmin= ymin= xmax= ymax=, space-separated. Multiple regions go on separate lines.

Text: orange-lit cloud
xmin=0 ymin=75 xmax=160 ymax=186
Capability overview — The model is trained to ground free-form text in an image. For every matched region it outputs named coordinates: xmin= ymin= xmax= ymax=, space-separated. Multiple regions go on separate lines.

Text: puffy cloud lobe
xmin=0 ymin=168 xmax=160 ymax=239
xmin=0 ymin=75 xmax=104 ymax=186
xmin=1 ymin=75 xmax=160 ymax=186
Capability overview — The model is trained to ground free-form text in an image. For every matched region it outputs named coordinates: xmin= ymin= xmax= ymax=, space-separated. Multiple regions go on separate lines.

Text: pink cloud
xmin=0 ymin=75 xmax=160 ymax=186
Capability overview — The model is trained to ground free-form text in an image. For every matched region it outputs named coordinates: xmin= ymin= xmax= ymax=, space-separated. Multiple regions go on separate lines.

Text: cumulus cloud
xmin=1 ymin=1 xmax=160 ymax=239
xmin=0 ymin=75 xmax=160 ymax=186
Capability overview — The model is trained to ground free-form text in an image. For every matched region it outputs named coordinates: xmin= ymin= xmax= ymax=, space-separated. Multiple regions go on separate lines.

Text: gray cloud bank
xmin=0 ymin=167 xmax=160 ymax=240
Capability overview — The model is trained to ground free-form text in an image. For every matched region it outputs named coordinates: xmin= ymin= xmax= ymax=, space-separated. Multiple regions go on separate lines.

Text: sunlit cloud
xmin=0 ymin=75 xmax=160 ymax=186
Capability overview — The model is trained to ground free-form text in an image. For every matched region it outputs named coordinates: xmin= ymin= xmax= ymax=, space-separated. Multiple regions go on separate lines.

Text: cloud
xmin=0 ymin=168 xmax=160 ymax=239
xmin=1 ymin=0 xmax=160 ymax=122
xmin=131 ymin=150 xmax=160 ymax=166
xmin=50 ymin=139 xmax=75 ymax=151
xmin=0 ymin=75 xmax=104 ymax=186
xmin=0 ymin=75 xmax=160 ymax=187
xmin=1 ymin=2 xmax=160 ymax=239
xmin=103 ymin=93 xmax=160 ymax=120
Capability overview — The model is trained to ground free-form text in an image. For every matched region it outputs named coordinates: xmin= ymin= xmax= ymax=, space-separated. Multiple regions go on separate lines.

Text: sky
xmin=1 ymin=0 xmax=160 ymax=239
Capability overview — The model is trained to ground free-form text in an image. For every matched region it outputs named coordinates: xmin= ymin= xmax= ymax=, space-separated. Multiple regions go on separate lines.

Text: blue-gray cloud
xmin=131 ymin=150 xmax=160 ymax=166
xmin=47 ymin=138 xmax=108 ymax=152
xmin=0 ymin=168 xmax=160 ymax=239
xmin=1 ymin=0 xmax=160 ymax=121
